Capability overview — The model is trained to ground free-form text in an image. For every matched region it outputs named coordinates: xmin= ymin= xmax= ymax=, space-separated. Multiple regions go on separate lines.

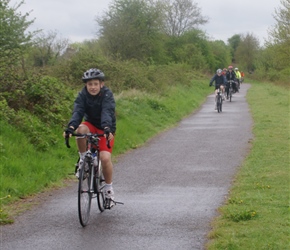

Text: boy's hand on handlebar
xmin=63 ymin=126 xmax=75 ymax=138
xmin=104 ymin=127 xmax=114 ymax=141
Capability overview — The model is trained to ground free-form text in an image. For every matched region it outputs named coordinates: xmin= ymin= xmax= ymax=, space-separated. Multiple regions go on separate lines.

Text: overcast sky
xmin=10 ymin=0 xmax=280 ymax=46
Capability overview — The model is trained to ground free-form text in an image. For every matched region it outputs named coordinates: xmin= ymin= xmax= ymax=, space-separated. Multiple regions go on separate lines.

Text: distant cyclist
xmin=222 ymin=68 xmax=227 ymax=76
xmin=209 ymin=69 xmax=226 ymax=109
xmin=63 ymin=68 xmax=116 ymax=208
xmin=240 ymin=71 xmax=245 ymax=83
xmin=225 ymin=66 xmax=238 ymax=99
xmin=234 ymin=68 xmax=241 ymax=89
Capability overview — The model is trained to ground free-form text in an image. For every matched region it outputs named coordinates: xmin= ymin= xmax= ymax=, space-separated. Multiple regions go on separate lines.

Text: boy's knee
xmin=100 ymin=152 xmax=111 ymax=163
xmin=76 ymin=124 xmax=89 ymax=133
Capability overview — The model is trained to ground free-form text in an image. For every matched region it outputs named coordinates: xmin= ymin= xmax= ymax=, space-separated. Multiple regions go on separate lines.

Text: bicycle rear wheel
xmin=78 ymin=162 xmax=92 ymax=227
xmin=217 ymin=97 xmax=221 ymax=113
xmin=95 ymin=160 xmax=106 ymax=212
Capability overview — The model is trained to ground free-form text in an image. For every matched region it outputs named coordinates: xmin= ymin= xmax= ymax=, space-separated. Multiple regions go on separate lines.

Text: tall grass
xmin=0 ymin=79 xmax=211 ymax=224
xmin=206 ymin=81 xmax=289 ymax=250
xmin=0 ymin=122 xmax=76 ymax=223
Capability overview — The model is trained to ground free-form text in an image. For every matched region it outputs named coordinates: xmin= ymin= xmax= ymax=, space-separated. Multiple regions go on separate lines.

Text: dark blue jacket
xmin=68 ymin=86 xmax=116 ymax=133
xmin=225 ymin=71 xmax=236 ymax=83
xmin=209 ymin=74 xmax=226 ymax=86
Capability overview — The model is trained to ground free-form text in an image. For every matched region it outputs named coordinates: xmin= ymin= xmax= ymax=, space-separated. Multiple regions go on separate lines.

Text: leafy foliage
xmin=235 ymin=33 xmax=260 ymax=72
xmin=0 ymin=0 xmax=35 ymax=78
xmin=208 ymin=40 xmax=231 ymax=69
xmin=254 ymin=0 xmax=290 ymax=84
xmin=97 ymin=0 xmax=166 ymax=62
xmin=29 ymin=30 xmax=69 ymax=67
xmin=227 ymin=34 xmax=241 ymax=62
xmin=0 ymin=73 xmax=75 ymax=151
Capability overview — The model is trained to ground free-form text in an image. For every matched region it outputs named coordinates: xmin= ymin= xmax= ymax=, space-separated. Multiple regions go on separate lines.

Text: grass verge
xmin=206 ymin=81 xmax=289 ymax=250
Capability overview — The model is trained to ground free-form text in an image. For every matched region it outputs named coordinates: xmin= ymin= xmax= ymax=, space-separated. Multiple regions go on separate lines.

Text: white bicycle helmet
xmin=82 ymin=68 xmax=105 ymax=82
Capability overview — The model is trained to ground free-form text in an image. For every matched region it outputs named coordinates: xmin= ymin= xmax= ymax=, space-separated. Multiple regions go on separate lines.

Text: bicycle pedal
xmin=104 ymin=198 xmax=114 ymax=209
xmin=114 ymin=201 xmax=124 ymax=205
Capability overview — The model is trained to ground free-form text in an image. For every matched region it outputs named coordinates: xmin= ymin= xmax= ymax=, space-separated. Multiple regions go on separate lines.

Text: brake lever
xmin=65 ymin=136 xmax=71 ymax=148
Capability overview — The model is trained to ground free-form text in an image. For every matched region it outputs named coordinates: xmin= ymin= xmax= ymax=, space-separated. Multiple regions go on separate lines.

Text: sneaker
xmin=76 ymin=159 xmax=83 ymax=178
xmin=104 ymin=189 xmax=115 ymax=209
xmin=75 ymin=158 xmax=84 ymax=179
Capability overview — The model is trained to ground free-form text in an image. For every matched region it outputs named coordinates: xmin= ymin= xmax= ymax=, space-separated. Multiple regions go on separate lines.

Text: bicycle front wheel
xmin=78 ymin=162 xmax=92 ymax=227
xmin=217 ymin=96 xmax=222 ymax=113
xmin=95 ymin=160 xmax=106 ymax=212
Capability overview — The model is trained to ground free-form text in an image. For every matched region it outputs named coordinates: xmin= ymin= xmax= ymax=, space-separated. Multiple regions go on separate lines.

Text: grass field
xmin=206 ymin=81 xmax=289 ymax=250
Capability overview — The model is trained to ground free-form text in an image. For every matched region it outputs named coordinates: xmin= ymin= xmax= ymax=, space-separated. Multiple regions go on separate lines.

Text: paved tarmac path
xmin=1 ymin=84 xmax=253 ymax=250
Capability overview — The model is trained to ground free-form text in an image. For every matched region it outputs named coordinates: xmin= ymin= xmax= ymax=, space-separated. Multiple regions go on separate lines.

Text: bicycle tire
xmin=95 ymin=160 xmax=105 ymax=212
xmin=217 ymin=95 xmax=223 ymax=113
xmin=229 ymin=89 xmax=232 ymax=102
xmin=217 ymin=96 xmax=221 ymax=113
xmin=78 ymin=161 xmax=92 ymax=227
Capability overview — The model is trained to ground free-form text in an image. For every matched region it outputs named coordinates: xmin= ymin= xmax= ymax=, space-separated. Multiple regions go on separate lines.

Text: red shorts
xmin=81 ymin=121 xmax=114 ymax=153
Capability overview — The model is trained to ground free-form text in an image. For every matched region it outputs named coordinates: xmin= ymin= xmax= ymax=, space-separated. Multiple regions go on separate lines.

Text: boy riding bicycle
xmin=209 ymin=69 xmax=226 ymax=109
xmin=63 ymin=68 xmax=116 ymax=208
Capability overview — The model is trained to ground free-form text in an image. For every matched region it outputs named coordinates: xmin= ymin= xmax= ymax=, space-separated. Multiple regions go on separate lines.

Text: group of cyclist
xmin=209 ymin=65 xmax=244 ymax=109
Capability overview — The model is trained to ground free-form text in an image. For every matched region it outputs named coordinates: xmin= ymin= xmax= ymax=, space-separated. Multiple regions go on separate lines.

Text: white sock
xmin=79 ymin=152 xmax=86 ymax=160
xmin=105 ymin=183 xmax=113 ymax=191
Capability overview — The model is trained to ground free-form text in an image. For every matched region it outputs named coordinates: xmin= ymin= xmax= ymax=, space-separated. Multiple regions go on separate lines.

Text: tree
xmin=266 ymin=0 xmax=290 ymax=66
xmin=227 ymin=34 xmax=241 ymax=62
xmin=235 ymin=33 xmax=260 ymax=73
xmin=208 ymin=40 xmax=231 ymax=70
xmin=96 ymin=0 xmax=166 ymax=62
xmin=30 ymin=30 xmax=69 ymax=67
xmin=164 ymin=0 xmax=208 ymax=37
xmin=0 ymin=0 xmax=35 ymax=77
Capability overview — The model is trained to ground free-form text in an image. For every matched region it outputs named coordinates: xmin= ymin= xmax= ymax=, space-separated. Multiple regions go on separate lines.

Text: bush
xmin=24 ymin=76 xmax=74 ymax=125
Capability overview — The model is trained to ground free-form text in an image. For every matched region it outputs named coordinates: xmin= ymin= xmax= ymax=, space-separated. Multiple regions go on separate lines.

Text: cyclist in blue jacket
xmin=209 ymin=69 xmax=226 ymax=109
xmin=64 ymin=68 xmax=116 ymax=208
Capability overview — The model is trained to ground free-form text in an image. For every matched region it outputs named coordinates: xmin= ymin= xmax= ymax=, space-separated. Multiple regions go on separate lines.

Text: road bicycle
xmin=215 ymin=88 xmax=223 ymax=113
xmin=65 ymin=133 xmax=123 ymax=227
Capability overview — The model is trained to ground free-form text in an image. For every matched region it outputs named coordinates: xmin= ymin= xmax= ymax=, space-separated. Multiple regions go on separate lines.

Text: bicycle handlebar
xmin=65 ymin=133 xmax=111 ymax=149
